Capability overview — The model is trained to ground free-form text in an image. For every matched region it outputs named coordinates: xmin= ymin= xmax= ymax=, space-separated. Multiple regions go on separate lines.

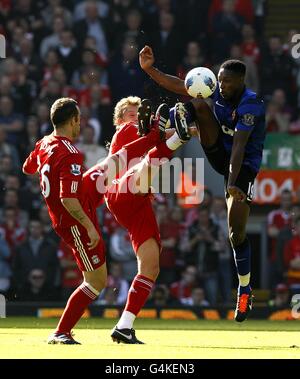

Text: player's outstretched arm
xmin=227 ymin=129 xmax=251 ymax=202
xmin=139 ymin=45 xmax=188 ymax=96
xmin=61 ymin=197 xmax=100 ymax=249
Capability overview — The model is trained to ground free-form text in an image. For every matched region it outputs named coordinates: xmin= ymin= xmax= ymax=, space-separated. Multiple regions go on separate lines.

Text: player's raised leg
xmin=110 ymin=104 xmax=191 ymax=344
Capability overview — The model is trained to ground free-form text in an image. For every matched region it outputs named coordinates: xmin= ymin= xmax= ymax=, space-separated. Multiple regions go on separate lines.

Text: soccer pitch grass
xmin=1 ymin=317 xmax=300 ymax=359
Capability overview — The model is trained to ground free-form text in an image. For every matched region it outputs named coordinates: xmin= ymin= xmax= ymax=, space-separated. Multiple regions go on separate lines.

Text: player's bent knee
xmin=139 ymin=263 xmax=160 ymax=281
xmin=87 ymin=278 xmax=107 ymax=293
xmin=85 ymin=273 xmax=107 ymax=293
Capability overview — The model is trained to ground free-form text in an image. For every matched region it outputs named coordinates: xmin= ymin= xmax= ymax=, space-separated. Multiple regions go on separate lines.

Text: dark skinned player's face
xmin=218 ymin=68 xmax=244 ymax=102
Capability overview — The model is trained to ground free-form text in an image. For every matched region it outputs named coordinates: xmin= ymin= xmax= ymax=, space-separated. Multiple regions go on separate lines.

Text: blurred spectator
xmin=210 ymin=196 xmax=232 ymax=304
xmin=72 ymin=48 xmax=108 ymax=88
xmin=276 ymin=204 xmax=300 ymax=281
xmin=13 ymin=219 xmax=59 ymax=292
xmin=177 ymin=41 xmax=207 ymax=80
xmin=252 ymin=0 xmax=266 ymax=38
xmin=17 ymin=268 xmax=58 ymax=301
xmin=156 ymin=203 xmax=180 ymax=285
xmin=270 ymin=89 xmax=293 ymax=124
xmin=72 ymin=67 xmax=111 ymax=108
xmin=147 ymin=284 xmax=180 ymax=307
xmin=40 ymin=16 xmax=65 ymax=59
xmin=12 ymin=0 xmax=46 ymax=46
xmin=188 ymin=206 xmax=225 ymax=306
xmin=97 ymin=262 xmax=129 ymax=305
xmin=0 ymin=231 xmax=11 ymax=295
xmin=0 ymin=96 xmax=24 ymax=147
xmin=170 ymin=265 xmax=198 ymax=303
xmin=39 ymin=79 xmax=62 ymax=106
xmin=260 ymin=35 xmax=296 ymax=101
xmin=150 ymin=11 xmax=183 ymax=74
xmin=0 ymin=155 xmax=16 ymax=187
xmin=19 ymin=174 xmax=44 ymax=219
xmin=113 ymin=8 xmax=146 ymax=52
xmin=0 ymin=189 xmax=29 ymax=228
xmin=181 ymin=287 xmax=210 ymax=307
xmin=266 ymin=102 xmax=289 ymax=133
xmin=210 ymin=0 xmax=245 ymax=63
xmin=36 ymin=102 xmax=51 ymax=136
xmin=97 ymin=287 xmax=118 ymax=305
xmin=0 ymin=207 xmax=26 ymax=254
xmin=0 ymin=125 xmax=20 ymax=170
xmin=283 ymin=217 xmax=300 ymax=288
xmin=73 ymin=0 xmax=109 ymax=22
xmin=57 ymin=240 xmax=82 ymax=300
xmin=41 ymin=50 xmax=61 ymax=88
xmin=241 ymin=24 xmax=260 ymax=64
xmin=268 ymin=189 xmax=293 ymax=288
xmin=269 ymin=283 xmax=290 ymax=308
xmin=73 ymin=0 xmax=110 ymax=58
xmin=41 ymin=1 xmax=73 ymax=29
xmin=109 ymin=227 xmax=137 ymax=282
xmin=55 ymin=29 xmax=79 ymax=82
xmin=22 ymin=116 xmax=40 ymax=157
xmin=208 ymin=0 xmax=254 ymax=25
xmin=14 ymin=37 xmax=43 ymax=82
xmin=289 ymin=110 xmax=300 ymax=134
xmin=76 ymin=124 xmax=107 ymax=168
xmin=38 ymin=204 xmax=58 ymax=242
xmin=108 ymin=38 xmax=146 ymax=103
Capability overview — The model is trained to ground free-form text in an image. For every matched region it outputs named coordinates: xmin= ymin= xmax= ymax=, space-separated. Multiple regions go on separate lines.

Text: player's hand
xmin=227 ymin=185 xmax=246 ymax=202
xmin=139 ymin=45 xmax=155 ymax=71
xmin=87 ymin=226 xmax=100 ymax=250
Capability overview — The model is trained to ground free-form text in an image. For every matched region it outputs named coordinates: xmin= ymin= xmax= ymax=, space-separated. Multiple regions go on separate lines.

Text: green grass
xmin=1 ymin=317 xmax=300 ymax=358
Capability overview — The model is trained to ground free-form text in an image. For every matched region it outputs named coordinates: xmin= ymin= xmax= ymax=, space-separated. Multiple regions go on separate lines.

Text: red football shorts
xmin=105 ymin=173 xmax=161 ymax=253
xmin=56 ymin=222 xmax=106 ymax=272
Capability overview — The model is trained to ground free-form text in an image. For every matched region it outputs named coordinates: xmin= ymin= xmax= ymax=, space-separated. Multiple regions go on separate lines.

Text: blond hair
xmin=113 ymin=96 xmax=141 ymax=128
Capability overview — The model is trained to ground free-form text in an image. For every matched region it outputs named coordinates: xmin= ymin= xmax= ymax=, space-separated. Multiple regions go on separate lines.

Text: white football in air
xmin=184 ymin=67 xmax=217 ymax=99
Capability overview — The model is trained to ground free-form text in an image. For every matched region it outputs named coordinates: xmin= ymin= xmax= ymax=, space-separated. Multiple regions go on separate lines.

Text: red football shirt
xmin=109 ymin=122 xmax=140 ymax=155
xmin=23 ymin=133 xmax=86 ymax=230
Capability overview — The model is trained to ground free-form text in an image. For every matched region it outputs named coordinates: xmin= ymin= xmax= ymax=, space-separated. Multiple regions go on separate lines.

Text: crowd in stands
xmin=0 ymin=0 xmax=299 ymax=307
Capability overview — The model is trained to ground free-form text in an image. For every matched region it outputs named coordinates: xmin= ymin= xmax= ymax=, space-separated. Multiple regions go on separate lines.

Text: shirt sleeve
xmin=236 ymin=101 xmax=262 ymax=132
xmin=59 ymin=154 xmax=84 ymax=199
xmin=23 ymin=148 xmax=38 ymax=174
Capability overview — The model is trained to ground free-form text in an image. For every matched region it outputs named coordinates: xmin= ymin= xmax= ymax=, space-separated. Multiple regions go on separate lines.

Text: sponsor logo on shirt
xmin=70 ymin=164 xmax=81 ymax=176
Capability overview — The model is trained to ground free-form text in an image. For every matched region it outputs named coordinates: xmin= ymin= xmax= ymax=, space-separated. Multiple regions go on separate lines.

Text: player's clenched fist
xmin=139 ymin=45 xmax=155 ymax=70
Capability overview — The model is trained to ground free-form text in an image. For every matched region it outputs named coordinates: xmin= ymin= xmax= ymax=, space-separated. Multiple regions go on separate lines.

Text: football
xmin=184 ymin=67 xmax=217 ymax=99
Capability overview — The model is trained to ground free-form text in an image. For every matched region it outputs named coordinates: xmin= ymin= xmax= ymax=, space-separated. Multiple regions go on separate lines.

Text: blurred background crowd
xmin=0 ymin=0 xmax=299 ymax=309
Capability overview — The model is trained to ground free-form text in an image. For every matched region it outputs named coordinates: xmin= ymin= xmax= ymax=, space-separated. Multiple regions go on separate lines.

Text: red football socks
xmin=56 ymin=283 xmax=98 ymax=334
xmin=124 ymin=274 xmax=154 ymax=316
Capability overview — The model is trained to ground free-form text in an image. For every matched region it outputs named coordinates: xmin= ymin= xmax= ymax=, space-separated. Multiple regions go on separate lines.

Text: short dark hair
xmin=220 ymin=59 xmax=246 ymax=76
xmin=50 ymin=97 xmax=78 ymax=128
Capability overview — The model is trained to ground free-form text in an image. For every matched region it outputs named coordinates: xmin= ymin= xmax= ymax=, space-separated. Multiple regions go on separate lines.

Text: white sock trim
xmin=166 ymin=131 xmax=183 ymax=150
xmin=238 ymin=273 xmax=250 ymax=287
xmin=82 ymin=281 xmax=100 ymax=296
xmin=116 ymin=311 xmax=136 ymax=330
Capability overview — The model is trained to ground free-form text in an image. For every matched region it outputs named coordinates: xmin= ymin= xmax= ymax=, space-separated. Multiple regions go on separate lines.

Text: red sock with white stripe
xmin=56 ymin=282 xmax=99 ymax=334
xmin=117 ymin=275 xmax=154 ymax=330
